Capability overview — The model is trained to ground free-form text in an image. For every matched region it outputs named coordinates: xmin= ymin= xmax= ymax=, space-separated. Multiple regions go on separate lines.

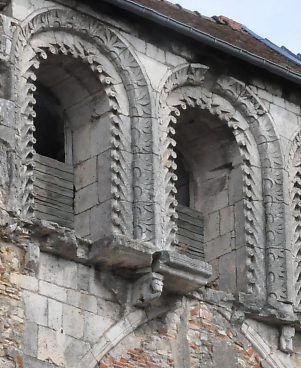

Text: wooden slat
xmin=35 ymin=210 xmax=73 ymax=229
xmin=176 ymin=205 xmax=204 ymax=261
xmin=34 ymin=180 xmax=74 ymax=198
xmin=177 ymin=219 xmax=203 ymax=235
xmin=177 ymin=204 xmax=203 ymax=220
xmin=35 ymin=153 xmax=73 ymax=173
xmin=177 ymin=227 xmax=203 ymax=242
xmin=33 ymin=154 xmax=74 ymax=229
xmin=33 ymin=186 xmax=73 ymax=206
xmin=34 ymin=162 xmax=73 ymax=182
xmin=35 ymin=202 xmax=74 ymax=221
xmin=177 ymin=234 xmax=203 ymax=251
xmin=35 ymin=197 xmax=73 ymax=215
xmin=177 ymin=211 xmax=204 ymax=227
xmin=34 ymin=170 xmax=73 ymax=190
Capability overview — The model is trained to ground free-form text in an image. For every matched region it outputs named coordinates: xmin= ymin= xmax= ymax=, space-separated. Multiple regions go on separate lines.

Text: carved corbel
xmin=131 ymin=269 xmax=164 ymax=307
xmin=279 ymin=326 xmax=295 ymax=354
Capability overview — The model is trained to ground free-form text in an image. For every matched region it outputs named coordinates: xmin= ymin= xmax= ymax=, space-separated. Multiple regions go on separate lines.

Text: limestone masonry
xmin=1 ymin=0 xmax=301 ymax=367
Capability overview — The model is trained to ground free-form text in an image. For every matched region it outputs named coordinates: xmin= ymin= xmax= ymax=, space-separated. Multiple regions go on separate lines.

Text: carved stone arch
xmin=158 ymin=64 xmax=288 ymax=309
xmin=286 ymin=131 xmax=301 ymax=311
xmin=214 ymin=76 xmax=289 ymax=308
xmin=11 ymin=8 xmax=155 ymax=242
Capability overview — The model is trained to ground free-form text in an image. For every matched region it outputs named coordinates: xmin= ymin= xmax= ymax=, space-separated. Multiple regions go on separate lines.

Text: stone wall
xmin=19 ymin=253 xmax=122 ymax=367
xmin=0 ymin=0 xmax=301 ymax=367
xmin=0 ymin=244 xmax=24 ymax=368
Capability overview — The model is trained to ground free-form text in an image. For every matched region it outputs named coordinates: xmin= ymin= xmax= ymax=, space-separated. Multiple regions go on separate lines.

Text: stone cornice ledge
xmin=153 ymin=251 xmax=212 ymax=293
xmin=88 ymin=235 xmax=157 ymax=269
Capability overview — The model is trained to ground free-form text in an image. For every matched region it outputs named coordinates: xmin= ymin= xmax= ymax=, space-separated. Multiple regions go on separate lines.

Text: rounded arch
xmin=11 ymin=8 xmax=155 ymax=241
xmin=78 ymin=305 xmax=169 ymax=368
xmin=157 ymin=64 xmax=287 ymax=308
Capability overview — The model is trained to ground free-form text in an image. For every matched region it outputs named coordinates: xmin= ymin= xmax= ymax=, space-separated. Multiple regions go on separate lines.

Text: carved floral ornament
xmin=11 ymin=8 xmax=155 ymax=242
xmin=157 ymin=64 xmax=289 ymax=310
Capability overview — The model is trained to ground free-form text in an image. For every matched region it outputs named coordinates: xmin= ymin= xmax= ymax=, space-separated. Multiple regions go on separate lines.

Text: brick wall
xmin=100 ymin=298 xmax=263 ymax=368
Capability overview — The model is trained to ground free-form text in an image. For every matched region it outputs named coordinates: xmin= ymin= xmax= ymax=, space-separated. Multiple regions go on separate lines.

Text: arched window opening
xmin=32 ymin=55 xmax=111 ymax=235
xmin=174 ymin=107 xmax=243 ymax=292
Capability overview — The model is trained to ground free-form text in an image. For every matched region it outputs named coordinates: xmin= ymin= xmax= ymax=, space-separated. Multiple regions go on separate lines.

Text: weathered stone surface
xmin=1 ymin=0 xmax=301 ymax=367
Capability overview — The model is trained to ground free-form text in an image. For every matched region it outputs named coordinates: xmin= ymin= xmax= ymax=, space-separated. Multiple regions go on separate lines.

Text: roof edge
xmin=103 ymin=0 xmax=301 ymax=86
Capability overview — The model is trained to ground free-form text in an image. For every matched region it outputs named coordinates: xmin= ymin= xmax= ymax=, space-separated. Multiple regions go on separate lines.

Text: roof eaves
xmin=102 ymin=0 xmax=301 ymax=86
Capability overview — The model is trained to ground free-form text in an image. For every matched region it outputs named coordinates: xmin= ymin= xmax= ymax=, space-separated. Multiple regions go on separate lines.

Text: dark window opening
xmin=175 ymin=150 xmax=190 ymax=207
xmin=33 ymin=83 xmax=65 ymax=162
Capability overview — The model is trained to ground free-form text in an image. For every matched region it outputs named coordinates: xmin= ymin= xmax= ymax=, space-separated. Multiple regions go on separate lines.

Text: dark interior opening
xmin=33 ymin=83 xmax=65 ymax=162
xmin=175 ymin=149 xmax=190 ymax=207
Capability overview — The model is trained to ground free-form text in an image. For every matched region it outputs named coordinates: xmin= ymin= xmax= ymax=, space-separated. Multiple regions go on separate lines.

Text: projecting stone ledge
xmin=153 ymin=251 xmax=212 ymax=293
xmin=88 ymin=235 xmax=157 ymax=269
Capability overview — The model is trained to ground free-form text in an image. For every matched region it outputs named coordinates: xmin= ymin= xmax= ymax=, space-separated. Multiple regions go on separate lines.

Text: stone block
xmin=37 ymin=326 xmax=65 ymax=366
xmin=77 ymin=264 xmax=90 ymax=292
xmin=67 ymin=289 xmax=98 ymax=314
xmin=145 ymin=42 xmax=166 ymax=63
xmin=48 ymin=299 xmax=62 ymax=330
xmin=204 ymin=189 xmax=229 ymax=214
xmin=97 ymin=150 xmax=112 ymax=204
xmin=236 ymin=246 xmax=248 ymax=292
xmin=90 ymin=115 xmax=111 ymax=156
xmin=75 ymin=182 xmax=98 ymax=214
xmin=84 ymin=312 xmax=113 ymax=344
xmin=74 ymin=210 xmax=91 ymax=238
xmin=234 ymin=200 xmax=246 ymax=248
xmin=20 ymin=275 xmax=39 ymax=292
xmin=89 ymin=269 xmax=115 ymax=301
xmin=218 ymin=251 xmax=237 ymax=292
xmin=74 ymin=157 xmax=97 ymax=191
xmin=23 ymin=355 xmax=57 ymax=368
xmin=24 ymin=322 xmax=38 ymax=357
xmin=204 ymin=233 xmax=232 ymax=262
xmin=137 ymin=52 xmax=168 ymax=91
xmin=39 ymin=280 xmax=67 ymax=303
xmin=228 ymin=167 xmax=243 ymax=205
xmin=64 ymin=335 xmax=90 ymax=367
xmin=204 ymin=211 xmax=219 ymax=242
xmin=73 ymin=123 xmax=91 ymax=164
xmin=270 ymin=103 xmax=298 ymax=140
xmin=62 ymin=304 xmax=84 ymax=339
xmin=39 ymin=253 xmax=78 ymax=289
xmin=90 ymin=201 xmax=112 ymax=241
xmin=23 ymin=291 xmax=47 ymax=326
xmin=219 ymin=206 xmax=234 ymax=235
xmin=97 ymin=298 xmax=120 ymax=321
xmin=67 ymin=97 xmax=94 ymax=129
